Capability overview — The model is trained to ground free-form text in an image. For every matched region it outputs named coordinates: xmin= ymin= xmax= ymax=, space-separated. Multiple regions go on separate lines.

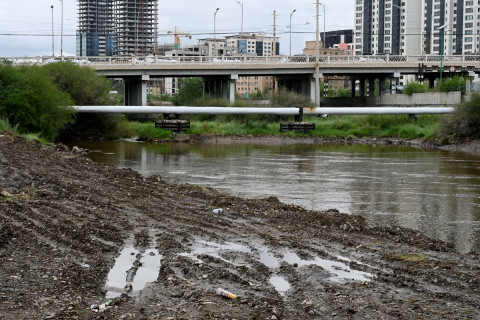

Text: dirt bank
xmin=0 ymin=133 xmax=479 ymax=319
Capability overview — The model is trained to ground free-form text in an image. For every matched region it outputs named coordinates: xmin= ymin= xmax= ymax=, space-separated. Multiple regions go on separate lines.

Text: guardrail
xmin=3 ymin=55 xmax=480 ymax=66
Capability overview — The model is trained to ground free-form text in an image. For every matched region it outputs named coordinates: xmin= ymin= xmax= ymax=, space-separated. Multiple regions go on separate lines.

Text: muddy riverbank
xmin=0 ymin=132 xmax=479 ymax=319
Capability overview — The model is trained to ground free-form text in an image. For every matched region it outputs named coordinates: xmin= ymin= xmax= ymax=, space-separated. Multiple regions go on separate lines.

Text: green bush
xmin=435 ymin=76 xmax=466 ymax=94
xmin=439 ymin=93 xmax=480 ymax=138
xmin=0 ymin=65 xmax=74 ymax=141
xmin=42 ymin=61 xmax=115 ymax=105
xmin=404 ymin=81 xmax=429 ymax=95
xmin=171 ymin=77 xmax=203 ymax=106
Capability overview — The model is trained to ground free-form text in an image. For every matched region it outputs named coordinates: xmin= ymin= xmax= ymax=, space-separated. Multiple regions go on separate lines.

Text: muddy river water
xmin=69 ymin=140 xmax=480 ymax=253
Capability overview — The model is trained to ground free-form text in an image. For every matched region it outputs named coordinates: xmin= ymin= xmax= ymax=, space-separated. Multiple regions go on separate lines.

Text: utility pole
xmin=51 ymin=5 xmax=54 ymax=57
xmin=272 ymin=10 xmax=276 ymax=56
xmin=236 ymin=1 xmax=244 ymax=33
xmin=59 ymin=0 xmax=63 ymax=56
xmin=214 ymin=8 xmax=220 ymax=56
xmin=289 ymin=9 xmax=296 ymax=56
xmin=154 ymin=1 xmax=158 ymax=55
xmin=315 ymin=0 xmax=320 ymax=108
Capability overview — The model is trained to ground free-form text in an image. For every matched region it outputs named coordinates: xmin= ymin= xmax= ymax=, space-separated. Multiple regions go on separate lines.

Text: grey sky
xmin=0 ymin=0 xmax=354 ymax=57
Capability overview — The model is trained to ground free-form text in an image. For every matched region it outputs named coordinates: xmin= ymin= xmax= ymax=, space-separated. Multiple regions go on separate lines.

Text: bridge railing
xmin=3 ymin=55 xmax=480 ymax=66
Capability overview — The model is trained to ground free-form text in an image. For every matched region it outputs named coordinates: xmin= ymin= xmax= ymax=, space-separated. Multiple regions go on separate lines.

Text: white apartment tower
xmin=355 ymin=0 xmax=480 ymax=55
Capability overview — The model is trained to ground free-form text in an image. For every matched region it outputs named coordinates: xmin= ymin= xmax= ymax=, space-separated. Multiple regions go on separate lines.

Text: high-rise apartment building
xmin=354 ymin=0 xmax=480 ymax=56
xmin=77 ymin=0 xmax=158 ymax=56
xmin=77 ymin=0 xmax=115 ymax=56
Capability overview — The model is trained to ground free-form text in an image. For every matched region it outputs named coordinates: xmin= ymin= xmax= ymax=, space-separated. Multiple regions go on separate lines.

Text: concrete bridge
xmin=4 ymin=55 xmax=480 ymax=105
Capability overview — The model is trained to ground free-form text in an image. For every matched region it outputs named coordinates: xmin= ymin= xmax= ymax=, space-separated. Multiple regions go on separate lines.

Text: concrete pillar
xmin=309 ymin=77 xmax=317 ymax=103
xmin=124 ymin=75 xmax=149 ymax=106
xmin=351 ymin=79 xmax=356 ymax=97
xmin=360 ymin=79 xmax=366 ymax=97
xmin=368 ymin=78 xmax=375 ymax=97
xmin=379 ymin=78 xmax=386 ymax=96
xmin=215 ymin=81 xmax=222 ymax=98
xmin=229 ymin=80 xmax=236 ymax=103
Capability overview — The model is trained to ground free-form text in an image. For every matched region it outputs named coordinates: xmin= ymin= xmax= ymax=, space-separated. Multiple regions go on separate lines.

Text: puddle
xmin=178 ymin=239 xmax=373 ymax=297
xmin=179 ymin=240 xmax=251 ymax=266
xmin=269 ymin=276 xmax=291 ymax=296
xmin=105 ymin=247 xmax=162 ymax=299
xmin=131 ymin=249 xmax=162 ymax=291
xmin=258 ymin=248 xmax=280 ymax=269
xmin=282 ymin=251 xmax=372 ymax=282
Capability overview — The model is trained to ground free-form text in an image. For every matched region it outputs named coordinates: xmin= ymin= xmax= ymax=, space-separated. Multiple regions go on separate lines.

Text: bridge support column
xmin=379 ymin=78 xmax=386 ymax=96
xmin=359 ymin=79 xmax=366 ymax=97
xmin=229 ymin=74 xmax=238 ymax=103
xmin=309 ymin=77 xmax=317 ymax=103
xmin=124 ymin=75 xmax=149 ymax=106
xmin=368 ymin=78 xmax=375 ymax=97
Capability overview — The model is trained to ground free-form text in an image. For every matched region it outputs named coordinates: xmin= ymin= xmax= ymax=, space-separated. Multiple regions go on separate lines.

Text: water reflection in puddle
xmin=179 ymin=240 xmax=251 ymax=266
xmin=180 ymin=239 xmax=373 ymax=297
xmin=282 ymin=251 xmax=372 ymax=282
xmin=105 ymin=247 xmax=162 ymax=299
xmin=269 ymin=276 xmax=291 ymax=295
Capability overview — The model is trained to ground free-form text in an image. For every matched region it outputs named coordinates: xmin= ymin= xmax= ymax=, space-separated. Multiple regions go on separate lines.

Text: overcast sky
xmin=0 ymin=0 xmax=354 ymax=57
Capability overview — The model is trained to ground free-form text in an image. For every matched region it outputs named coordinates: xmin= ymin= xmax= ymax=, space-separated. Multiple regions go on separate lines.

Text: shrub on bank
xmin=404 ymin=81 xmax=429 ymax=95
xmin=439 ymin=93 xmax=480 ymax=138
xmin=435 ymin=76 xmax=467 ymax=94
xmin=0 ymin=64 xmax=74 ymax=141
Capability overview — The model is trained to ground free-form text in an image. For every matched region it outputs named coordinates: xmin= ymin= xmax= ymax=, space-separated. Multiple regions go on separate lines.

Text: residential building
xmin=236 ymin=75 xmax=275 ymax=97
xmin=77 ymin=0 xmax=158 ymax=56
xmin=303 ymin=41 xmax=350 ymax=56
xmin=224 ymin=33 xmax=280 ymax=56
xmin=355 ymin=0 xmax=480 ymax=56
xmin=322 ymin=29 xmax=354 ymax=49
xmin=77 ymin=0 xmax=115 ymax=56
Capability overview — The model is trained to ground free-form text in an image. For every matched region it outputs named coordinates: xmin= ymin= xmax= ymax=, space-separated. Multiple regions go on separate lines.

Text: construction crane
xmin=167 ymin=26 xmax=192 ymax=49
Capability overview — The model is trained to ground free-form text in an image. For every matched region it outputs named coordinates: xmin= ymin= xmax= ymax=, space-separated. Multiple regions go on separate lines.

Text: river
xmin=68 ymin=140 xmax=480 ymax=253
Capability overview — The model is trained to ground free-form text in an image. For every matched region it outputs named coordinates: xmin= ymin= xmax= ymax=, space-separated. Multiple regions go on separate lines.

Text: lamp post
xmin=236 ymin=1 xmax=244 ymax=34
xmin=51 ymin=5 xmax=54 ymax=57
xmin=315 ymin=0 xmax=320 ymax=108
xmin=59 ymin=0 xmax=63 ymax=56
xmin=319 ymin=2 xmax=326 ymax=49
xmin=289 ymin=9 xmax=296 ymax=56
xmin=214 ymin=8 xmax=220 ymax=56
xmin=393 ymin=5 xmax=402 ymax=55
xmin=437 ymin=24 xmax=447 ymax=82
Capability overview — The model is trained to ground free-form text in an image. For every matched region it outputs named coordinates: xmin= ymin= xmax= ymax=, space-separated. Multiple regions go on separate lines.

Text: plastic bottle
xmin=212 ymin=208 xmax=223 ymax=214
xmin=216 ymin=288 xmax=237 ymax=299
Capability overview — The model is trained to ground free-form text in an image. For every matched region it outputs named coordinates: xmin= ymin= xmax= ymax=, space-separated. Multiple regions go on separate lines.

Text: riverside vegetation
xmin=0 ymin=64 xmax=479 ymax=143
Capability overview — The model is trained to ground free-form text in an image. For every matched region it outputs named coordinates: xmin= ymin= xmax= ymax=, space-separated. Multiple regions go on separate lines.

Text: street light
xmin=437 ymin=24 xmax=447 ymax=82
xmin=59 ymin=0 xmax=63 ymax=56
xmin=236 ymin=1 xmax=244 ymax=34
xmin=315 ymin=0 xmax=320 ymax=108
xmin=51 ymin=5 xmax=54 ymax=57
xmin=289 ymin=9 xmax=296 ymax=56
xmin=319 ymin=2 xmax=326 ymax=49
xmin=214 ymin=8 xmax=220 ymax=56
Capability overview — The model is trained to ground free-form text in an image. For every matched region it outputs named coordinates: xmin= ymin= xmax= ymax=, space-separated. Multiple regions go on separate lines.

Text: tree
xmin=42 ymin=61 xmax=115 ymax=105
xmin=171 ymin=77 xmax=204 ymax=106
xmin=0 ymin=65 xmax=74 ymax=141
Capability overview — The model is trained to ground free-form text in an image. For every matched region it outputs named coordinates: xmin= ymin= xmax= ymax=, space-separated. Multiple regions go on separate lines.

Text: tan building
xmin=303 ymin=41 xmax=349 ymax=56
xmin=236 ymin=75 xmax=275 ymax=98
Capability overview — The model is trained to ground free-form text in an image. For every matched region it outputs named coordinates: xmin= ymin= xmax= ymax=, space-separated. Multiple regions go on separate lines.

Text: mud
xmin=0 ymin=132 xmax=479 ymax=319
